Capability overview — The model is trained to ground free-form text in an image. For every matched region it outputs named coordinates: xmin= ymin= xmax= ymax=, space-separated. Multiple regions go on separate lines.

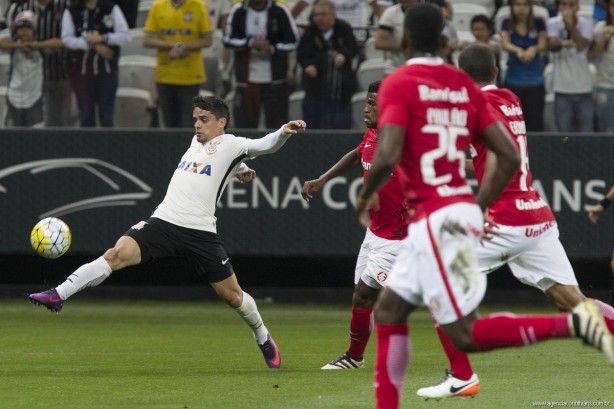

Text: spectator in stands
xmin=9 ymin=0 xmax=72 ymax=127
xmin=297 ymin=0 xmax=359 ymax=129
xmin=291 ymin=0 xmax=378 ymax=29
xmin=593 ymin=0 xmax=607 ymax=23
xmin=546 ymin=0 xmax=594 ymax=132
xmin=0 ymin=10 xmax=44 ymax=127
xmin=375 ymin=0 xmax=417 ymax=75
xmin=143 ymin=0 xmax=213 ymax=128
xmin=589 ymin=0 xmax=614 ymax=131
xmin=62 ymin=0 xmax=130 ymax=127
xmin=460 ymin=14 xmax=501 ymax=84
xmin=224 ymin=0 xmax=299 ymax=129
xmin=500 ymin=0 xmax=548 ymax=131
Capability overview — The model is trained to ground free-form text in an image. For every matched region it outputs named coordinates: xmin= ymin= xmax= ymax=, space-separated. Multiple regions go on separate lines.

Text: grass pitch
xmin=1 ymin=299 xmax=613 ymax=408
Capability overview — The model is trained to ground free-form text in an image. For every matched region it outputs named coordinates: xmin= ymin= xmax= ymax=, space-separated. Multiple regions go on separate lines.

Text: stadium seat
xmin=450 ymin=0 xmax=495 ymax=17
xmin=0 ymin=53 xmax=9 ymax=87
xmin=351 ymin=91 xmax=366 ymax=130
xmin=114 ymin=87 xmax=155 ymax=128
xmin=289 ymin=90 xmax=305 ymax=121
xmin=450 ymin=3 xmax=490 ymax=33
xmin=202 ymin=56 xmax=224 ymax=96
xmin=136 ymin=0 xmax=152 ymax=28
xmin=122 ymin=28 xmax=156 ymax=58
xmin=356 ymin=58 xmax=386 ymax=91
xmin=364 ymin=37 xmax=385 ymax=61
xmin=578 ymin=4 xmax=594 ymax=21
xmin=118 ymin=55 xmax=157 ymax=104
xmin=0 ymin=85 xmax=6 ymax=127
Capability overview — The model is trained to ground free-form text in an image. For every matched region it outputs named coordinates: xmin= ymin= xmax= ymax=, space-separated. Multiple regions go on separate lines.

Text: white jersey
xmin=153 ymin=127 xmax=290 ymax=232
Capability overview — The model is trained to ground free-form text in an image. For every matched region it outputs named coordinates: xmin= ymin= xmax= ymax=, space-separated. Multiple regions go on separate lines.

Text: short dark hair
xmin=368 ymin=80 xmax=381 ymax=94
xmin=192 ymin=95 xmax=230 ymax=130
xmin=458 ymin=43 xmax=496 ymax=83
xmin=405 ymin=3 xmax=444 ymax=54
xmin=470 ymin=14 xmax=494 ymax=32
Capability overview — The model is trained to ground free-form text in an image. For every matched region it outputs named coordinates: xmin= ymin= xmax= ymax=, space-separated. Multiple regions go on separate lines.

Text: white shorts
xmin=355 ymin=229 xmax=403 ymax=289
xmin=387 ymin=203 xmax=487 ymax=325
xmin=477 ymin=221 xmax=577 ymax=292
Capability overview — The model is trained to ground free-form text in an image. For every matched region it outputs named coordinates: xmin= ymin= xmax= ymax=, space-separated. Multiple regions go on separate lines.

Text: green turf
xmin=1 ymin=299 xmax=613 ymax=408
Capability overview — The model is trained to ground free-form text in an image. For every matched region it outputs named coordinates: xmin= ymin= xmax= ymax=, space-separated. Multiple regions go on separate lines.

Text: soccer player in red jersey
xmin=354 ymin=5 xmax=614 ymax=409
xmin=302 ymin=80 xmax=409 ymax=370
xmin=417 ymin=43 xmax=614 ymax=400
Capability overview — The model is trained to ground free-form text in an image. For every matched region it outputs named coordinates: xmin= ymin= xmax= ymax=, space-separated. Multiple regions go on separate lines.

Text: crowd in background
xmin=0 ymin=0 xmax=611 ymax=131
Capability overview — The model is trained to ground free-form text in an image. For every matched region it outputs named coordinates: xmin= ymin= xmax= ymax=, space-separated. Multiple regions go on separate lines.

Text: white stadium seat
xmin=356 ymin=58 xmax=386 ymax=91
xmin=118 ymin=55 xmax=157 ymax=104
xmin=289 ymin=90 xmax=305 ymax=121
xmin=351 ymin=91 xmax=366 ymax=130
xmin=122 ymin=28 xmax=156 ymax=58
xmin=114 ymin=88 xmax=155 ymax=128
xmin=450 ymin=3 xmax=490 ymax=33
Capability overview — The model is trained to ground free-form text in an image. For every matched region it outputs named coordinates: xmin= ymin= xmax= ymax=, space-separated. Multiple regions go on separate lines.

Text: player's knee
xmin=352 ymin=288 xmax=377 ymax=309
xmin=449 ymin=332 xmax=477 ymax=353
xmin=221 ymin=288 xmax=243 ymax=308
xmin=102 ymin=247 xmax=123 ymax=270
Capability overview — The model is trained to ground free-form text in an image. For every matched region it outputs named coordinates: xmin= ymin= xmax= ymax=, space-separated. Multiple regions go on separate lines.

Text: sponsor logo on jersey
xmin=418 ymin=85 xmax=469 ymax=103
xmin=376 ymin=271 xmax=388 ymax=282
xmin=160 ymin=28 xmax=193 ymax=36
xmin=499 ymin=104 xmax=523 ymax=117
xmin=525 ymin=221 xmax=555 ymax=237
xmin=515 ymin=198 xmax=548 ymax=211
xmin=177 ymin=161 xmax=212 ymax=175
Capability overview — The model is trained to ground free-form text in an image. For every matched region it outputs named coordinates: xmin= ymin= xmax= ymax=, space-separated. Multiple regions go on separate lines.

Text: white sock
xmin=235 ymin=291 xmax=269 ymax=344
xmin=55 ymin=256 xmax=112 ymax=300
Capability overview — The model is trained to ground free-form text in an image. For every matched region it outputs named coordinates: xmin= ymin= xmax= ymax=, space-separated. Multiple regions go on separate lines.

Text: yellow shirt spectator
xmin=144 ymin=0 xmax=213 ymax=85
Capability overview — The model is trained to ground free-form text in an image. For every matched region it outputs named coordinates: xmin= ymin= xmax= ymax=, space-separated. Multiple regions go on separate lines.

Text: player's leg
xmin=373 ymin=287 xmax=416 ymax=409
xmin=322 ymin=231 xmax=397 ymax=369
xmin=322 ymin=280 xmax=379 ymax=369
xmin=610 ymin=252 xmax=614 ymax=307
xmin=28 ymin=233 xmax=141 ymax=312
xmin=210 ymin=274 xmax=280 ymax=369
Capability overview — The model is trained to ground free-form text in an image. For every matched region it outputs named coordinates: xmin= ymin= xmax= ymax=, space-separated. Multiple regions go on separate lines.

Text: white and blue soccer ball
xmin=30 ymin=217 xmax=72 ymax=259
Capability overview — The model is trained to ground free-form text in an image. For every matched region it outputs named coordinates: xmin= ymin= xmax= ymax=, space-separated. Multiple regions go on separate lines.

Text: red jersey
xmin=470 ymin=85 xmax=555 ymax=226
xmin=378 ymin=58 xmax=497 ymax=222
xmin=357 ymin=128 xmax=409 ymax=240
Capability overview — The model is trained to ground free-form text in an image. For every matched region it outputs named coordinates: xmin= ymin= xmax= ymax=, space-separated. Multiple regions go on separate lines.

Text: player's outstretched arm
xmin=246 ymin=120 xmax=307 ymax=157
xmin=302 ymin=149 xmax=361 ymax=202
xmin=588 ymin=185 xmax=614 ymax=224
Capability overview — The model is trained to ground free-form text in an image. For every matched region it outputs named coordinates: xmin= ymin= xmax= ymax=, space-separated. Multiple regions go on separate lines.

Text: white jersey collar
xmin=481 ymin=84 xmax=498 ymax=91
xmin=406 ymin=56 xmax=446 ymax=66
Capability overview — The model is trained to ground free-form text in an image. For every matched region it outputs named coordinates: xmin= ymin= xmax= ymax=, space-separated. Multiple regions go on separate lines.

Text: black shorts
xmin=124 ymin=217 xmax=233 ymax=283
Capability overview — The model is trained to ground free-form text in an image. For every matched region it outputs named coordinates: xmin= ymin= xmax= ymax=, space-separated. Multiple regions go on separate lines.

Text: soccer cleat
xmin=258 ymin=334 xmax=281 ymax=369
xmin=416 ymin=370 xmax=480 ymax=400
xmin=570 ymin=300 xmax=614 ymax=365
xmin=28 ymin=288 xmax=63 ymax=313
xmin=321 ymin=353 xmax=364 ymax=370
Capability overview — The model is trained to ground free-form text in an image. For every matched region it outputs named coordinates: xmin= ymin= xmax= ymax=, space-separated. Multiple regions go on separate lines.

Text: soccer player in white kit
xmin=29 ymin=95 xmax=307 ymax=369
xmin=354 ymin=6 xmax=614 ymax=409
xmin=416 ymin=44 xmax=614 ymax=400
xmin=301 ymin=80 xmax=409 ymax=370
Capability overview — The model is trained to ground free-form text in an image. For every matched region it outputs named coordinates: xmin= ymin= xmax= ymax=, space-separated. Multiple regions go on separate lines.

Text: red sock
xmin=593 ymin=299 xmax=614 ymax=333
xmin=375 ymin=323 xmax=410 ymax=409
xmin=347 ymin=307 xmax=373 ymax=359
xmin=435 ymin=324 xmax=474 ymax=380
xmin=472 ymin=313 xmax=570 ymax=351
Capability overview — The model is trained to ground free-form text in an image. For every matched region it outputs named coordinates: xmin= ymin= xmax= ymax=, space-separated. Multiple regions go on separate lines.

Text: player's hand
xmin=588 ymin=204 xmax=603 ymax=224
xmin=355 ymin=193 xmax=379 ymax=228
xmin=283 ymin=120 xmax=307 ymax=135
xmin=302 ymin=178 xmax=325 ymax=202
xmin=480 ymin=215 xmax=499 ymax=245
xmin=236 ymin=168 xmax=256 ymax=184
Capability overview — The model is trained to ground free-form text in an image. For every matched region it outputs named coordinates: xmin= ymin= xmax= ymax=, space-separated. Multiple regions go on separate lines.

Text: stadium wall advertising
xmin=0 ymin=129 xmax=611 ymax=258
